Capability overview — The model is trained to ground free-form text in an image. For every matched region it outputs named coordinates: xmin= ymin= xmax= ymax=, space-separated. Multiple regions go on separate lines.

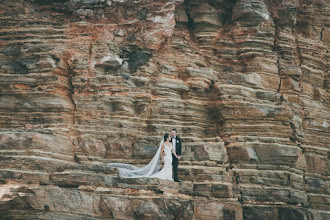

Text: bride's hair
xmin=164 ymin=133 xmax=169 ymax=141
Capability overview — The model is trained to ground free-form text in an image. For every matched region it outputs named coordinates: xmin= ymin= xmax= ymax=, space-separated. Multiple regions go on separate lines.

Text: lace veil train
xmin=106 ymin=139 xmax=164 ymax=178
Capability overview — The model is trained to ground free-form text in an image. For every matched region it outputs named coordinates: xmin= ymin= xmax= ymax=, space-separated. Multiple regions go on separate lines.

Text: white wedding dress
xmin=106 ymin=140 xmax=173 ymax=181
xmin=149 ymin=143 xmax=173 ymax=180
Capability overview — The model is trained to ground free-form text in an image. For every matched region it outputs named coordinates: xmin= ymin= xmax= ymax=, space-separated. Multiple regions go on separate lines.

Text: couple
xmin=107 ymin=129 xmax=182 ymax=182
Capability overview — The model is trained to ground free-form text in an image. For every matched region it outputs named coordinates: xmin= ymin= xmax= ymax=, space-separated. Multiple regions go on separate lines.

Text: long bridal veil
xmin=106 ymin=139 xmax=164 ymax=178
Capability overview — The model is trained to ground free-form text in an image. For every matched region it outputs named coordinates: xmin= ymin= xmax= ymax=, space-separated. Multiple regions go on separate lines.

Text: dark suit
xmin=170 ymin=136 xmax=181 ymax=182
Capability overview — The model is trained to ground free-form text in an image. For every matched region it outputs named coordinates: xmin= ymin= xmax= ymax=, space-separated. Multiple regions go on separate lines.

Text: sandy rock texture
xmin=0 ymin=0 xmax=329 ymax=219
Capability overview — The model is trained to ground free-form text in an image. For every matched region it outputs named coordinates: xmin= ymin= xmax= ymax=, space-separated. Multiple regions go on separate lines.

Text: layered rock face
xmin=0 ymin=0 xmax=329 ymax=219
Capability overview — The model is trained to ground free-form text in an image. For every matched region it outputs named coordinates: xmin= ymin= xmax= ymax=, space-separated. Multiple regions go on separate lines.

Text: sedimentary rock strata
xmin=0 ymin=0 xmax=329 ymax=219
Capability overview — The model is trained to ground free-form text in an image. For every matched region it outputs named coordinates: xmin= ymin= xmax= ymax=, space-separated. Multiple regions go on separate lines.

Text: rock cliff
xmin=0 ymin=0 xmax=329 ymax=219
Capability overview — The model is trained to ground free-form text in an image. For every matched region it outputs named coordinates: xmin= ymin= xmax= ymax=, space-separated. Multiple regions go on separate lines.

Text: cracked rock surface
xmin=0 ymin=0 xmax=329 ymax=219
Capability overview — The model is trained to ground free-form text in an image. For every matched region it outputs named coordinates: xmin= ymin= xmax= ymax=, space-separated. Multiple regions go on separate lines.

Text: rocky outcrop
xmin=0 ymin=0 xmax=329 ymax=219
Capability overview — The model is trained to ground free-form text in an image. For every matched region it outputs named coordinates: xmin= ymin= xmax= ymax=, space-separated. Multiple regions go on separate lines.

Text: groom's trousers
xmin=172 ymin=155 xmax=179 ymax=182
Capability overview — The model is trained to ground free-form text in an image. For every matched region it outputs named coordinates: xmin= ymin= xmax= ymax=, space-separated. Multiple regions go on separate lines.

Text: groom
xmin=170 ymin=128 xmax=182 ymax=182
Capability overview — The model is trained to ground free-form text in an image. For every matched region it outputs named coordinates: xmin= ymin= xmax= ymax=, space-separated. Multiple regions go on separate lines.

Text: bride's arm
xmin=160 ymin=144 xmax=165 ymax=162
xmin=171 ymin=147 xmax=178 ymax=158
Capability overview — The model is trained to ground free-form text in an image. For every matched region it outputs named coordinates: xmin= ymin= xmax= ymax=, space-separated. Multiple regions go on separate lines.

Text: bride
xmin=107 ymin=133 xmax=179 ymax=181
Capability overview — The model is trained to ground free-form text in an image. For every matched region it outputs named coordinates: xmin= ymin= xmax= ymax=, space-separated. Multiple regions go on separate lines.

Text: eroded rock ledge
xmin=0 ymin=0 xmax=329 ymax=219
